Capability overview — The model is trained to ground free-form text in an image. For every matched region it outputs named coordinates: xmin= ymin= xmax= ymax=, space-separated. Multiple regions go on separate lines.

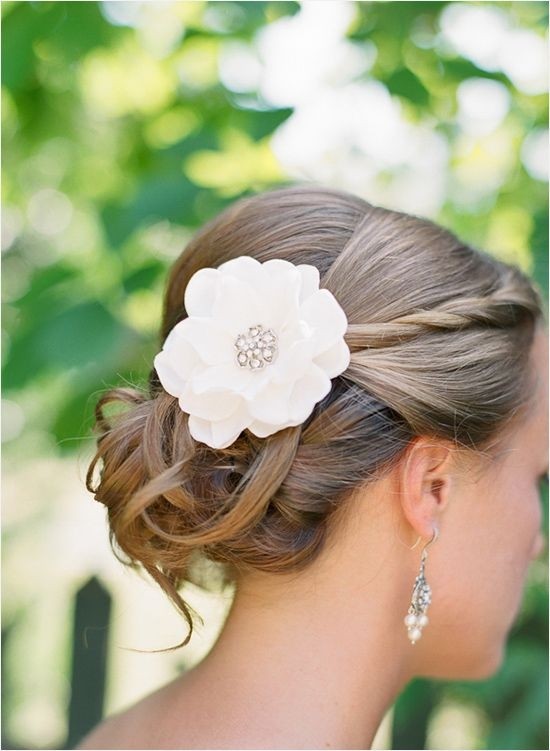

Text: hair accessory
xmin=153 ymin=255 xmax=351 ymax=449
xmin=404 ymin=526 xmax=438 ymax=644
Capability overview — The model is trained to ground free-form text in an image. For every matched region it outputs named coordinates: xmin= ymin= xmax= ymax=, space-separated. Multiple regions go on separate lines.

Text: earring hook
xmin=398 ymin=527 xmax=439 ymax=550
xmin=421 ymin=526 xmax=439 ymax=555
xmin=399 ymin=526 xmax=439 ymax=550
xmin=427 ymin=526 xmax=439 ymax=546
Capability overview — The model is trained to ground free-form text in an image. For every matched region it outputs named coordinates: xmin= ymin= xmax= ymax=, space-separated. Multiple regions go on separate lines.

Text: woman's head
xmin=411 ymin=325 xmax=547 ymax=679
xmin=87 ymin=184 xmax=547 ymax=678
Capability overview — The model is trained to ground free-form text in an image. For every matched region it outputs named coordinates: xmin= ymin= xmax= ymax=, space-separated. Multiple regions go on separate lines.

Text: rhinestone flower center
xmin=234 ymin=324 xmax=278 ymax=371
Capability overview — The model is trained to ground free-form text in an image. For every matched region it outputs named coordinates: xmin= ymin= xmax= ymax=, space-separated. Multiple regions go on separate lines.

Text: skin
xmin=78 ymin=327 xmax=548 ymax=750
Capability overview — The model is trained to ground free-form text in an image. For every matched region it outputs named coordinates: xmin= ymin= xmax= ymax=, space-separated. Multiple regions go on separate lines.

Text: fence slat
xmin=66 ymin=575 xmax=112 ymax=750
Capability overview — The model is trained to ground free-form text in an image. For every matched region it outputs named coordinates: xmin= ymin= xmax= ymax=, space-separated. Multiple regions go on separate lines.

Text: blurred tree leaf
xmin=2 ymin=1 xmax=65 ymax=90
xmin=122 ymin=261 xmax=165 ymax=295
xmin=101 ymin=175 xmax=200 ymax=249
xmin=3 ymin=301 xmax=130 ymax=389
xmin=385 ymin=67 xmax=430 ymax=107
xmin=2 ymin=1 xmax=120 ymax=91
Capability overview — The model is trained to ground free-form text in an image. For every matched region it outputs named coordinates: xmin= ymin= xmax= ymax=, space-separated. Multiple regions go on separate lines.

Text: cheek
xmin=478 ymin=468 xmax=541 ymax=556
xmin=457 ymin=481 xmax=539 ymax=617
xmin=507 ymin=480 xmax=543 ymax=564
xmin=420 ymin=473 xmax=543 ymax=679
xmin=484 ymin=484 xmax=540 ymax=596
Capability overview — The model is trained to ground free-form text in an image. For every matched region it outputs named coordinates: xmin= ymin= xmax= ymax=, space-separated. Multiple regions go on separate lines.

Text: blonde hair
xmin=86 ymin=185 xmax=546 ymax=652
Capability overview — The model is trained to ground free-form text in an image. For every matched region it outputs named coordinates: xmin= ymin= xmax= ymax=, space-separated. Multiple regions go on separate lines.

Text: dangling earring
xmin=404 ymin=527 xmax=438 ymax=644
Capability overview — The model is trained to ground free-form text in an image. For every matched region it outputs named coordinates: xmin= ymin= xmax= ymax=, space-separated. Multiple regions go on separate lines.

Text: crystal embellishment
xmin=234 ymin=324 xmax=278 ymax=371
xmin=404 ymin=547 xmax=433 ymax=645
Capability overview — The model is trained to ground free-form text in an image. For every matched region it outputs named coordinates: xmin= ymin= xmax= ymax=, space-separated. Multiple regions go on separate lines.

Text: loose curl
xmin=86 ymin=185 xmax=546 ymax=652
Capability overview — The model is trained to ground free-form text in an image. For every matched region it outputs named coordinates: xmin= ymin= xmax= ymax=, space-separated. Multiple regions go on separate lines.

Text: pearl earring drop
xmin=404 ymin=527 xmax=438 ymax=644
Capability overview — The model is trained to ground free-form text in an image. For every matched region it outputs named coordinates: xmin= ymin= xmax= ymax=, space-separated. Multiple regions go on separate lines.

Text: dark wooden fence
xmin=2 ymin=576 xmax=111 ymax=750
xmin=66 ymin=576 xmax=112 ymax=749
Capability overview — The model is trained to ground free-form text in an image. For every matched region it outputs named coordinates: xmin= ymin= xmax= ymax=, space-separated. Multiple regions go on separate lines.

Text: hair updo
xmin=86 ymin=184 xmax=546 ymax=652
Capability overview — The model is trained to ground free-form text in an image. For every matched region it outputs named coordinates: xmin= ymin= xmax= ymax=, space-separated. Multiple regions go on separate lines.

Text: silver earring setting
xmin=404 ymin=527 xmax=438 ymax=644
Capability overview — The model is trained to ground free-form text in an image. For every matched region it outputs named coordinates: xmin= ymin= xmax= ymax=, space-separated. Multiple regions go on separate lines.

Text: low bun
xmin=86 ymin=185 xmax=546 ymax=652
xmin=86 ymin=385 xmax=318 ymax=652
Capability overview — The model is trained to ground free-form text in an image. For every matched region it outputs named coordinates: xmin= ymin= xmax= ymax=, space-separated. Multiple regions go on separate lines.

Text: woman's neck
xmin=175 ymin=488 xmax=420 ymax=748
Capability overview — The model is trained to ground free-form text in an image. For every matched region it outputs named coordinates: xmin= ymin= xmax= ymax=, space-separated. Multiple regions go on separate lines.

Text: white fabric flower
xmin=153 ymin=255 xmax=350 ymax=449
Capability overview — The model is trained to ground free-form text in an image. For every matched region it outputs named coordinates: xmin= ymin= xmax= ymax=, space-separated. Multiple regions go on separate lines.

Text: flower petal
xmin=184 ymin=267 xmax=221 ymax=317
xmin=176 ymin=317 xmax=234 ymax=366
xmin=261 ymin=258 xmax=300 ymax=277
xmin=161 ymin=324 xmax=203 ymax=379
xmin=153 ymin=350 xmax=187 ymax=397
xmin=187 ymin=415 xmax=214 ymax=447
xmin=178 ymin=382 xmax=244 ymax=421
xmin=247 ymin=419 xmax=294 ymax=438
xmin=296 ymin=263 xmax=320 ymax=304
xmin=218 ymin=255 xmax=266 ymax=290
xmin=261 ymin=260 xmax=302 ymax=330
xmin=188 ymin=401 xmax=251 ymax=449
xmin=313 ymin=338 xmax=351 ymax=378
xmin=212 ymin=275 xmax=265 ymax=335
xmin=247 ymin=379 xmax=294 ymax=424
xmin=269 ymin=336 xmax=316 ymax=385
xmin=211 ymin=401 xmax=251 ymax=448
xmin=191 ymin=361 xmax=270 ymax=396
xmin=299 ymin=289 xmax=348 ymax=356
xmin=288 ymin=363 xmax=333 ymax=422
xmin=276 ymin=317 xmax=313 ymax=348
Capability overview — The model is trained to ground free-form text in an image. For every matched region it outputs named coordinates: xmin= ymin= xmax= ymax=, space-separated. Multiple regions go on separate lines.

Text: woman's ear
xmin=398 ymin=437 xmax=455 ymax=541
